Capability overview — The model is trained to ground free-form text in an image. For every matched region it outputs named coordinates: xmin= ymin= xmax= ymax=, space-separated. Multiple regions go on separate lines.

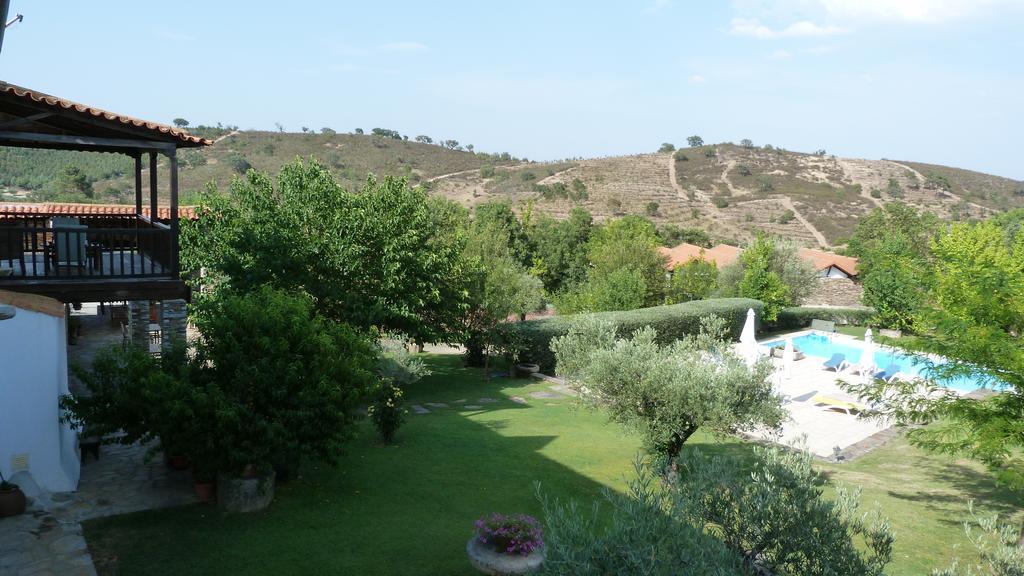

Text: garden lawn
xmin=84 ymin=354 xmax=1021 ymax=576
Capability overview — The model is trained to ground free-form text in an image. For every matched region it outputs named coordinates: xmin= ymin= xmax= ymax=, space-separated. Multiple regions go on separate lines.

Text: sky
xmin=2 ymin=0 xmax=1023 ymax=179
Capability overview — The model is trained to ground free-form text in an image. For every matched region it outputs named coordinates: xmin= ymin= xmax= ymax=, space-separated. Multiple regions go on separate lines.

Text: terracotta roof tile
xmin=799 ymin=248 xmax=859 ymax=275
xmin=0 ymin=82 xmax=210 ymax=147
xmin=0 ymin=202 xmax=197 ymax=220
xmin=660 ymin=243 xmax=858 ymax=275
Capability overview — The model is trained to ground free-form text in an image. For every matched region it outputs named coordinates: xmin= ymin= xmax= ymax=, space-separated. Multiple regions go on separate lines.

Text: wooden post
xmin=148 ymin=152 xmax=158 ymax=219
xmin=169 ymin=149 xmax=179 ymax=274
xmin=134 ymin=154 xmax=142 ymax=216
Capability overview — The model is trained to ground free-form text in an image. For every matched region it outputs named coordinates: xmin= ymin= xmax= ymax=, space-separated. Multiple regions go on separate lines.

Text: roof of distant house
xmin=0 ymin=202 xmax=197 ymax=220
xmin=659 ymin=242 xmax=858 ymax=276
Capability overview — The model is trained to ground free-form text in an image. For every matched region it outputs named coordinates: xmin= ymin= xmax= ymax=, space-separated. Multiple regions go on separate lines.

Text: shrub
xmin=368 ymin=381 xmax=405 ymax=443
xmin=673 ymin=150 xmax=689 ymax=161
xmin=887 ymin=177 xmax=904 ymax=199
xmin=520 ymin=171 xmax=536 ymax=182
xmin=480 ymin=165 xmax=496 ymax=178
xmin=474 ymin=513 xmax=544 ymax=556
xmin=713 ymin=197 xmax=729 ymax=209
xmin=758 ymin=175 xmax=775 ymax=192
xmin=658 ymin=143 xmax=675 ymax=153
xmin=767 ymin=306 xmax=875 ymax=331
xmin=870 ymin=188 xmax=882 ymax=199
xmin=645 ymin=201 xmax=659 ymax=216
xmin=778 ymin=209 xmax=795 ymax=224
xmin=377 ymin=337 xmax=431 ymax=386
xmin=498 ymin=298 xmax=763 ymax=372
xmin=226 ymin=153 xmax=252 ymax=175
xmin=737 ymin=164 xmax=752 ymax=177
xmin=703 ymin=147 xmax=717 ymax=158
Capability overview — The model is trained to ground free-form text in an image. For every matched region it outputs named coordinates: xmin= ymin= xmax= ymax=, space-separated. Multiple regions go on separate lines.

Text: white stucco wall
xmin=0 ymin=303 xmax=80 ymax=492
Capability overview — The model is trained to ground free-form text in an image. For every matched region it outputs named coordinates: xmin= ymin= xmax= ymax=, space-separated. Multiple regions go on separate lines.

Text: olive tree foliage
xmin=932 ymin=506 xmax=1024 ymax=575
xmin=674 ymin=444 xmax=894 ymax=576
xmin=180 ymin=158 xmax=470 ymax=345
xmin=844 ymin=221 xmax=1024 ymax=493
xmin=538 ymin=445 xmax=894 ymax=576
xmin=552 ymin=316 xmax=784 ymax=461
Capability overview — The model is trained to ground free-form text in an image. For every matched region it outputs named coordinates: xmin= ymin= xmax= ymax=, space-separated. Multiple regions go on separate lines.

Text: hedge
xmin=766 ymin=306 xmax=875 ymax=332
xmin=499 ymin=298 xmax=764 ymax=373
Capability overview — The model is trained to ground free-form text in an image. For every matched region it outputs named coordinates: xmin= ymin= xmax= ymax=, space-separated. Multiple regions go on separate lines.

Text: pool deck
xmin=746 ymin=330 xmax=895 ymax=459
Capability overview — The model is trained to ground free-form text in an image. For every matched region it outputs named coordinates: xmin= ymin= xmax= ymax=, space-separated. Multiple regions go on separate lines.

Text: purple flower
xmin=473 ymin=513 xmax=544 ymax=556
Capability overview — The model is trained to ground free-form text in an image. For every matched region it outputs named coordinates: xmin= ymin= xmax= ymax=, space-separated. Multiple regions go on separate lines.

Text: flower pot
xmin=217 ymin=469 xmax=275 ymax=513
xmin=193 ymin=481 xmax=216 ymax=503
xmin=466 ymin=537 xmax=545 ymax=576
xmin=514 ymin=363 xmax=540 ymax=378
xmin=0 ymin=485 xmax=27 ymax=518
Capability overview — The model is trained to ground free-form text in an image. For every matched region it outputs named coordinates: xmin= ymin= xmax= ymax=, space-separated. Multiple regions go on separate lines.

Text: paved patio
xmin=0 ymin=305 xmax=196 ymax=576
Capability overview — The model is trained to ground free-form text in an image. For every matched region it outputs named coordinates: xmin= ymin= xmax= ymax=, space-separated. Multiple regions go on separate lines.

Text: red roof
xmin=0 ymin=202 xmax=197 ymax=220
xmin=660 ymin=242 xmax=858 ymax=275
xmin=0 ymin=82 xmax=210 ymax=147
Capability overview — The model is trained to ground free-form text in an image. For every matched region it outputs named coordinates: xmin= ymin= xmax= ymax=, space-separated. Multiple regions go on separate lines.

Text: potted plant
xmin=0 ymin=470 xmax=26 ymax=518
xmin=467 ymin=513 xmax=545 ymax=576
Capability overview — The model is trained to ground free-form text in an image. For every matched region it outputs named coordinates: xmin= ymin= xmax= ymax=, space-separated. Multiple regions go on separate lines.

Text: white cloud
xmin=380 ymin=41 xmax=428 ymax=52
xmin=644 ymin=0 xmax=672 ymax=13
xmin=818 ymin=0 xmax=1019 ymax=23
xmin=688 ymin=74 xmax=707 ymax=85
xmin=730 ymin=17 xmax=844 ymax=38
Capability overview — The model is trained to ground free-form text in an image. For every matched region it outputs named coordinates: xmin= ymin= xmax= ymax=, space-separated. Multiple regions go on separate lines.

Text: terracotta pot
xmin=0 ymin=485 xmax=27 ymax=518
xmin=167 ymin=455 xmax=190 ymax=471
xmin=466 ymin=537 xmax=545 ymax=576
xmin=193 ymin=481 xmax=216 ymax=503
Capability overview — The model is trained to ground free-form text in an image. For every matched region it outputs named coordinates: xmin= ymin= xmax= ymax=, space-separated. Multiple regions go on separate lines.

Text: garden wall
xmin=500 ymin=298 xmax=764 ymax=372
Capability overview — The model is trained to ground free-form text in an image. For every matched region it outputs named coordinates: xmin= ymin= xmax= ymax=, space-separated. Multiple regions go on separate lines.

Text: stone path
xmin=0 ymin=442 xmax=197 ymax=576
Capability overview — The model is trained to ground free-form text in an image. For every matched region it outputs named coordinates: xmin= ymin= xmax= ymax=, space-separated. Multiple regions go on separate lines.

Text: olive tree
xmin=552 ymin=317 xmax=784 ymax=461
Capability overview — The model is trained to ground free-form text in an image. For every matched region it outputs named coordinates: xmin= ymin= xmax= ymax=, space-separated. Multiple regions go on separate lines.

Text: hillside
xmin=1 ymin=133 xmax=1021 ymax=248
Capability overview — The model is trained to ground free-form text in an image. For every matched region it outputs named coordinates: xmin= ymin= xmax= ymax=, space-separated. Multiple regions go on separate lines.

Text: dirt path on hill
xmin=537 ymin=165 xmax=578 ymax=185
xmin=427 ymin=167 xmax=481 ymax=183
xmin=835 ymin=158 xmax=884 ymax=208
xmin=886 ymin=160 xmax=993 ymax=214
xmin=719 ymin=159 xmax=747 ymax=196
xmin=779 ymin=197 xmax=829 ymax=248
xmin=212 ymin=130 xmax=240 ymax=144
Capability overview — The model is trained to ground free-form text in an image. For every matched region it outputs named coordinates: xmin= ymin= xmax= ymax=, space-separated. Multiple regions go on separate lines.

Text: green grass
xmin=84 ymin=354 xmax=1021 ymax=575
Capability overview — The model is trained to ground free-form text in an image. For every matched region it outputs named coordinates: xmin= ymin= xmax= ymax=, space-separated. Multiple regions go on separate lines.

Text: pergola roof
xmin=0 ymin=81 xmax=210 ymax=154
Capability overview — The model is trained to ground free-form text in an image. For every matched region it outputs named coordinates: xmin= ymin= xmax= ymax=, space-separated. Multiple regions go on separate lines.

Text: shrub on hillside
xmin=497 ymin=298 xmax=763 ymax=372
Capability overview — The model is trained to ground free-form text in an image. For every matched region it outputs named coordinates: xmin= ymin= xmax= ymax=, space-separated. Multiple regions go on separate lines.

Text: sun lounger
xmin=812 ymin=395 xmax=865 ymax=415
xmin=822 ymin=353 xmax=847 ymax=372
xmin=873 ymin=364 xmax=902 ymax=382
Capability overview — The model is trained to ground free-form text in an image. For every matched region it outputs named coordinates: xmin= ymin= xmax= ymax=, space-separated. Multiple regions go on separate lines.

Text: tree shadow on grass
xmin=881 ymin=461 xmax=1021 ymax=523
xmin=83 ymin=355 xmax=634 ymax=576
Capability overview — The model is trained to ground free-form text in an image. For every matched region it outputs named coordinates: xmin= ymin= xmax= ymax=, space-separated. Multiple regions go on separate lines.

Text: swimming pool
xmin=761 ymin=332 xmax=991 ymax=393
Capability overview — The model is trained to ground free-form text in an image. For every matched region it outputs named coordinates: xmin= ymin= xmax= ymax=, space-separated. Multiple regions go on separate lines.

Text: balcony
xmin=0 ymin=211 xmax=188 ymax=302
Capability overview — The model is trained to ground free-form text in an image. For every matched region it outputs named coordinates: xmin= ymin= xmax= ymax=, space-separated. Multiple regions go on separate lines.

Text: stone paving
xmin=0 ymin=306 xmax=197 ymax=576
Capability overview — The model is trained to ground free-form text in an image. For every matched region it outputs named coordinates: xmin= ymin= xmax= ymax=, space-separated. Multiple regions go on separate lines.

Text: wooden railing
xmin=0 ymin=214 xmax=176 ymax=281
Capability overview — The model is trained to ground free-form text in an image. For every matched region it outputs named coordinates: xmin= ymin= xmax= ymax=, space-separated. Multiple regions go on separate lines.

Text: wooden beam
xmin=149 ymin=152 xmax=158 ymax=218
xmin=0 ymin=112 xmax=54 ymax=131
xmin=0 ymin=130 xmax=176 ymax=152
xmin=168 ymin=149 xmax=179 ymax=273
xmin=134 ymin=154 xmax=142 ymax=215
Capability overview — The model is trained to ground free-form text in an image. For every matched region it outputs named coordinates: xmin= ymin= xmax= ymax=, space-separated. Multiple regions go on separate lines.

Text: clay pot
xmin=0 ymin=484 xmax=27 ymax=518
xmin=193 ymin=481 xmax=216 ymax=503
xmin=467 ymin=537 xmax=545 ymax=576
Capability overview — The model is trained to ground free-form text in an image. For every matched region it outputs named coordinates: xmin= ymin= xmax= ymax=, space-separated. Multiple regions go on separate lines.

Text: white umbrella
xmin=739 ymin=308 xmax=758 ymax=367
xmin=782 ymin=338 xmax=795 ymax=379
xmin=860 ymin=328 xmax=876 ymax=383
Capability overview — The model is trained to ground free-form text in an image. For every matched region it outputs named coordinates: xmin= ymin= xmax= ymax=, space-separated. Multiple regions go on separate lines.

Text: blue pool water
xmin=762 ymin=332 xmax=991 ymax=393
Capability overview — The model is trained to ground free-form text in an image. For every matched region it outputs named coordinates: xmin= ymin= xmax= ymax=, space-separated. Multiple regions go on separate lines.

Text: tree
xmin=354 ymin=127 xmax=364 ymax=134
xmin=732 ymin=236 xmax=790 ymax=321
xmin=687 ymin=135 xmax=704 ymax=147
xmin=552 ymin=317 xmax=784 ymax=460
xmin=461 ymin=218 xmax=544 ymax=366
xmin=583 ymin=215 xmax=668 ymax=309
xmin=172 ymin=118 xmax=189 ymax=129
xmin=321 ymin=127 xmax=336 ymax=135
xmin=226 ymin=153 xmax=252 ymax=175
xmin=526 ymin=208 xmax=593 ymax=293
xmin=539 ymin=445 xmax=893 ymax=576
xmin=371 ymin=127 xmax=402 ymax=140
xmin=718 ymin=236 xmax=815 ymax=316
xmin=845 ymin=221 xmax=1024 ymax=503
xmin=473 ymin=201 xmax=532 ymax=267
xmin=740 ymin=138 xmax=754 ymax=148
xmin=666 ymin=256 xmax=717 ymax=303
xmin=181 ymin=158 xmax=470 ymax=345
xmin=301 ymin=126 xmax=310 ymax=133
xmin=443 ymin=139 xmax=459 ymax=150
xmin=658 ymin=225 xmax=711 ymax=248
xmin=414 ymin=135 xmax=433 ymax=144
xmin=847 ymin=203 xmax=940 ymax=330
xmin=52 ymin=165 xmax=93 ymax=198
xmin=658 ymin=142 xmax=676 ymax=153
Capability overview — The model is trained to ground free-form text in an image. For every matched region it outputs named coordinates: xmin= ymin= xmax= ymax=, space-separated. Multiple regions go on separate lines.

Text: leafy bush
xmin=520 ymin=171 xmax=536 ymax=182
xmin=870 ymin=188 xmax=882 ymax=199
xmin=737 ymin=164 xmax=752 ymax=177
xmin=226 ymin=153 xmax=252 ymax=175
xmin=474 ymin=513 xmax=544 ymax=556
xmin=658 ymin=142 xmax=676 ymax=153
xmin=368 ymin=381 xmax=405 ymax=443
xmin=644 ymin=201 xmax=659 ymax=216
xmin=713 ymin=197 xmax=729 ymax=208
xmin=673 ymin=149 xmax=689 ymax=161
xmin=778 ymin=209 xmax=795 ymax=224
xmin=498 ymin=298 xmax=763 ymax=372
xmin=758 ymin=175 xmax=775 ymax=192
xmin=932 ymin=506 xmax=1024 ymax=576
xmin=480 ymin=165 xmax=496 ymax=178
xmin=766 ymin=306 xmax=875 ymax=331
xmin=377 ymin=337 xmax=431 ymax=386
